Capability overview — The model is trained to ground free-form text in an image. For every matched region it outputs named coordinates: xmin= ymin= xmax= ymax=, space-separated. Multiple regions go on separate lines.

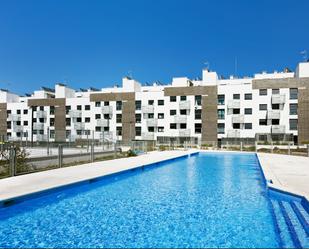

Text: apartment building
xmin=0 ymin=61 xmax=308 ymax=146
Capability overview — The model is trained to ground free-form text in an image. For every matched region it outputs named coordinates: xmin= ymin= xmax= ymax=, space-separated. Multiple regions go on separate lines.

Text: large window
xmin=135 ymin=127 xmax=141 ymax=136
xmin=233 ymin=94 xmax=240 ymax=100
xmin=170 ymin=123 xmax=177 ymax=129
xmin=135 ymin=114 xmax=141 ymax=123
xmin=272 ymin=89 xmax=280 ymax=94
xmin=218 ymin=109 xmax=225 ymax=119
xmin=195 ymin=109 xmax=201 ymax=120
xmin=195 ymin=123 xmax=202 ymax=134
xmin=135 ymin=101 xmax=141 ymax=110
xmin=158 ymin=100 xmax=164 ymax=106
xmin=170 ymin=96 xmax=176 ymax=102
xmin=244 ymin=108 xmax=252 ymax=115
xmin=290 ymin=103 xmax=298 ymax=115
xmin=170 ymin=110 xmax=176 ymax=116
xmin=217 ymin=95 xmax=225 ymax=105
xmin=195 ymin=95 xmax=202 ymax=105
xmin=158 ymin=113 xmax=164 ymax=119
xmin=116 ymin=101 xmax=122 ymax=111
xmin=116 ymin=114 xmax=122 ymax=123
xmin=259 ymin=104 xmax=267 ymax=110
xmin=290 ymin=88 xmax=298 ymax=100
xmin=244 ymin=93 xmax=252 ymax=100
xmin=244 ymin=123 xmax=252 ymax=129
xmin=259 ymin=119 xmax=267 ymax=126
xmin=289 ymin=119 xmax=298 ymax=130
xmin=180 ymin=96 xmax=187 ymax=101
xmin=218 ymin=123 xmax=225 ymax=134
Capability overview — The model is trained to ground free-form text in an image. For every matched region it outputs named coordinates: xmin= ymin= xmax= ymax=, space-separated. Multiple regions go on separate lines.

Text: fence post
xmin=10 ymin=146 xmax=16 ymax=177
xmin=58 ymin=144 xmax=63 ymax=168
xmin=288 ymin=142 xmax=291 ymax=155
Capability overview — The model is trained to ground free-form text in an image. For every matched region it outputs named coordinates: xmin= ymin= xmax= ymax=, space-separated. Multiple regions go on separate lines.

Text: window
xmin=148 ymin=113 xmax=154 ymax=119
xmin=289 ymin=119 xmax=297 ymax=130
xmin=195 ymin=95 xmax=202 ymax=105
xmin=233 ymin=123 xmax=240 ymax=129
xmin=32 ymin=107 xmax=36 ymax=112
xmin=180 ymin=96 xmax=187 ymax=101
xmin=290 ymin=88 xmax=298 ymax=100
xmin=77 ymin=105 xmax=82 ymax=110
xmin=39 ymin=118 xmax=44 ymax=123
xmin=66 ymin=118 xmax=71 ymax=126
xmin=180 ymin=109 xmax=187 ymax=115
xmin=85 ymin=105 xmax=90 ymax=110
xmin=158 ymin=127 xmax=164 ymax=132
xmin=95 ymin=127 xmax=101 ymax=132
xmin=158 ymin=113 xmax=164 ymax=119
xmin=195 ymin=109 xmax=201 ymax=120
xmin=218 ymin=109 xmax=225 ymax=119
xmin=244 ymin=123 xmax=252 ymax=129
xmin=95 ymin=114 xmax=101 ymax=119
xmin=233 ymin=109 xmax=240 ymax=114
xmin=7 ymin=122 xmax=11 ymax=129
xmin=40 ymin=106 xmax=44 ymax=111
xmin=259 ymin=119 xmax=267 ymax=126
xmin=135 ymin=127 xmax=141 ymax=136
xmin=23 ymin=121 xmax=28 ymax=126
xmin=17 ymin=110 xmax=21 ymax=114
xmin=148 ymin=100 xmax=154 ymax=106
xmin=170 ymin=110 xmax=176 ymax=116
xmin=180 ymin=123 xmax=187 ymax=129
xmin=23 ymin=109 xmax=28 ymax=115
xmin=195 ymin=123 xmax=202 ymax=134
xmin=148 ymin=127 xmax=154 ymax=132
xmin=272 ymin=119 xmax=279 ymax=125
xmin=50 ymin=106 xmax=54 ymax=115
xmin=259 ymin=104 xmax=267 ymax=111
xmin=66 ymin=106 xmax=71 ymax=114
xmin=170 ymin=96 xmax=176 ymax=102
xmin=76 ymin=117 xmax=82 ymax=123
xmin=116 ymin=114 xmax=122 ymax=123
xmin=290 ymin=104 xmax=298 ymax=115
xmin=170 ymin=123 xmax=177 ymax=129
xmin=218 ymin=123 xmax=225 ymax=134
xmin=116 ymin=101 xmax=122 ymax=111
xmin=158 ymin=100 xmax=164 ymax=106
xmin=135 ymin=101 xmax=141 ymax=110
xmin=217 ymin=95 xmax=225 ymax=105
xmin=66 ymin=130 xmax=71 ymax=138
xmin=272 ymin=104 xmax=280 ymax=110
xmin=50 ymin=130 xmax=55 ymax=138
xmin=85 ymin=117 xmax=90 ymax=123
xmin=233 ymin=94 xmax=240 ymax=100
xmin=104 ymin=101 xmax=109 ymax=106
xmin=244 ymin=93 xmax=252 ymax=100
xmin=272 ymin=89 xmax=280 ymax=94
xmin=95 ymin=102 xmax=101 ymax=107
xmin=135 ymin=114 xmax=141 ymax=123
xmin=50 ymin=118 xmax=55 ymax=127
xmin=116 ymin=127 xmax=122 ymax=136
xmin=259 ymin=89 xmax=267 ymax=96
xmin=244 ymin=108 xmax=252 ymax=115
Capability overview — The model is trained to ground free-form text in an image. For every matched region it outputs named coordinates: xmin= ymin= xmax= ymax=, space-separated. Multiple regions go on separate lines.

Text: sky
xmin=0 ymin=0 xmax=308 ymax=95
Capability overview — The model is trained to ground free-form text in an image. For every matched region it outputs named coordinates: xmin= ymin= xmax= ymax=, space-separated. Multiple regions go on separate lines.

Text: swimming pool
xmin=0 ymin=152 xmax=308 ymax=248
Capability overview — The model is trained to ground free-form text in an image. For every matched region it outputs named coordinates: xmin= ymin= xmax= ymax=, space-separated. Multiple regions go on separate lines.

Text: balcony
xmin=146 ymin=118 xmax=158 ymax=127
xmin=142 ymin=106 xmax=154 ymax=113
xmin=271 ymin=125 xmax=285 ymax=134
xmin=272 ymin=94 xmax=286 ymax=104
xmin=141 ymin=132 xmax=155 ymax=140
xmin=8 ymin=114 xmax=21 ymax=122
xmin=179 ymin=100 xmax=191 ymax=110
xmin=267 ymin=110 xmax=280 ymax=120
xmin=232 ymin=114 xmax=244 ymax=123
xmin=179 ymin=129 xmax=191 ymax=137
xmin=97 ymin=119 xmax=109 ymax=127
xmin=101 ymin=106 xmax=113 ymax=114
xmin=13 ymin=125 xmax=23 ymax=132
xmin=33 ymin=123 xmax=44 ymax=130
xmin=74 ymin=122 xmax=85 ymax=130
xmin=227 ymin=100 xmax=240 ymax=109
xmin=227 ymin=130 xmax=240 ymax=138
xmin=69 ymin=110 xmax=82 ymax=118
xmin=174 ymin=115 xmax=187 ymax=123
xmin=36 ymin=110 xmax=47 ymax=119
xmin=36 ymin=134 xmax=47 ymax=142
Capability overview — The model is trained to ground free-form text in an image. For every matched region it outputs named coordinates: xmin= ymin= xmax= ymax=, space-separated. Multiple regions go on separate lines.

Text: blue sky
xmin=0 ymin=0 xmax=308 ymax=95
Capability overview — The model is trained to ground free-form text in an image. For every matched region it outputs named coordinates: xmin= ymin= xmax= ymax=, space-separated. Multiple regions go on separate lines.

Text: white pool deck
xmin=0 ymin=150 xmax=198 ymax=203
xmin=0 ymin=150 xmax=308 ymax=204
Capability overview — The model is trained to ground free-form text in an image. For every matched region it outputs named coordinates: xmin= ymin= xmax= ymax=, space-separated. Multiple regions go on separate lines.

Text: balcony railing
xmin=7 ymin=114 xmax=21 ymax=122
xmin=97 ymin=119 xmax=109 ymax=127
xmin=232 ymin=114 xmax=244 ymax=123
xmin=267 ymin=110 xmax=280 ymax=120
xmin=69 ymin=110 xmax=82 ymax=118
xmin=271 ymin=94 xmax=286 ymax=104
xmin=141 ymin=132 xmax=155 ymax=140
xmin=74 ymin=122 xmax=85 ymax=130
xmin=271 ymin=125 xmax=285 ymax=134
xmin=179 ymin=101 xmax=191 ymax=110
xmin=174 ymin=115 xmax=187 ymax=123
xmin=179 ymin=129 xmax=191 ymax=137
xmin=146 ymin=118 xmax=158 ymax=127
xmin=101 ymin=106 xmax=113 ymax=114
xmin=36 ymin=110 xmax=47 ymax=119
xmin=227 ymin=100 xmax=240 ymax=109
xmin=33 ymin=123 xmax=44 ymax=130
xmin=227 ymin=130 xmax=240 ymax=138
xmin=142 ymin=106 xmax=154 ymax=113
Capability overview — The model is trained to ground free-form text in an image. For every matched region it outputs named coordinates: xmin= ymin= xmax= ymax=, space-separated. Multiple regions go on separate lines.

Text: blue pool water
xmin=0 ymin=152 xmax=308 ymax=248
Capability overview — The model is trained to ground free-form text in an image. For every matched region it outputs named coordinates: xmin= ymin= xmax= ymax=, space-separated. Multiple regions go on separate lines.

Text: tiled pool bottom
xmin=0 ymin=152 xmax=308 ymax=248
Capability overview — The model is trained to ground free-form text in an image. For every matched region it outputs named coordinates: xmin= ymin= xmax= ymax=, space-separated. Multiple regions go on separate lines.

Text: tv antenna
xmin=300 ymin=50 xmax=307 ymax=62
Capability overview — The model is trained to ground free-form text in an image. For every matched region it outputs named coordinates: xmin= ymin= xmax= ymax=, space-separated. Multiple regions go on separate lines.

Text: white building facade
xmin=1 ymin=61 xmax=309 ymax=146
